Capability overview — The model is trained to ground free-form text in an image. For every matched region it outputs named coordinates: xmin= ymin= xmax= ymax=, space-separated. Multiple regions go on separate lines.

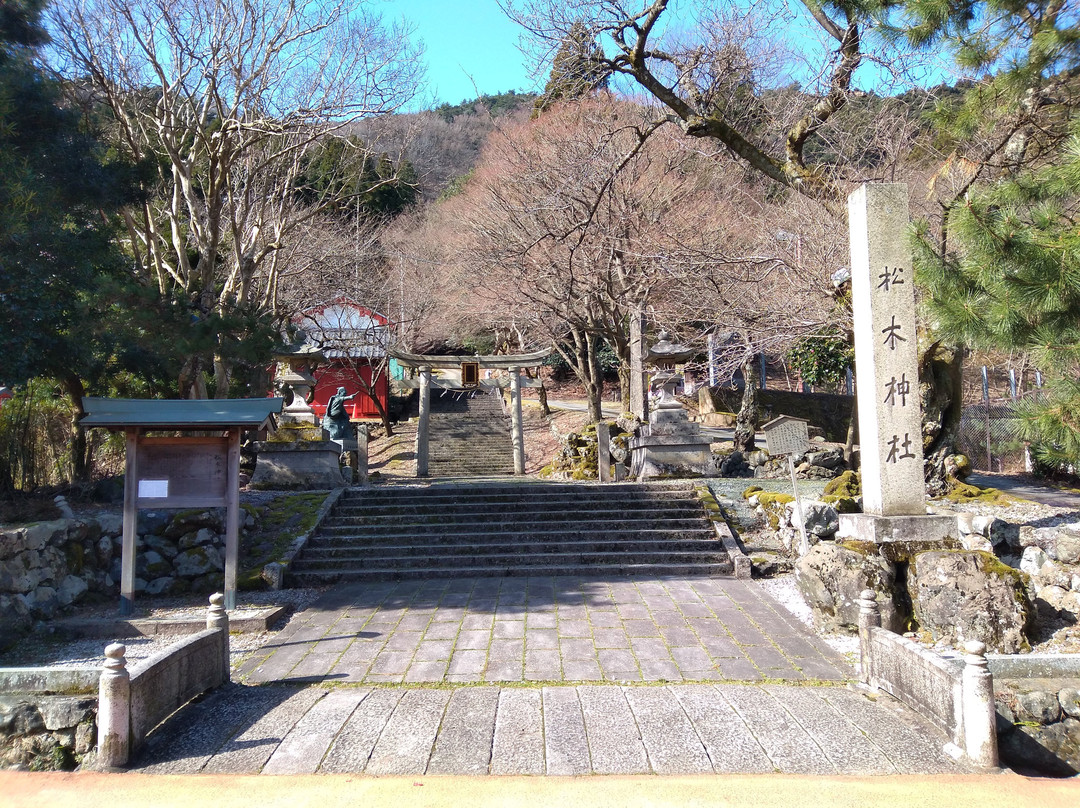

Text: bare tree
xmin=50 ymin=0 xmax=423 ymax=396
xmin=502 ymin=0 xmax=933 ymax=202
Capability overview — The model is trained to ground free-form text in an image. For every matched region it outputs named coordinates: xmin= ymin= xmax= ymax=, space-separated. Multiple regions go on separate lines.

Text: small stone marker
xmin=762 ymin=416 xmax=810 ymax=556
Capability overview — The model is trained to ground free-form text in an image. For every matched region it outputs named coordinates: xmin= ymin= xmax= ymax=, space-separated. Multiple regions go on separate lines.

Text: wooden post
xmin=416 ymin=366 xmax=431 ymax=477
xmin=509 ymin=367 xmax=525 ymax=475
xmin=597 ymin=421 xmax=611 ymax=483
xmin=120 ymin=429 xmax=139 ymax=616
xmin=224 ymin=428 xmax=240 ymax=611
xmin=629 ymin=309 xmax=648 ymax=421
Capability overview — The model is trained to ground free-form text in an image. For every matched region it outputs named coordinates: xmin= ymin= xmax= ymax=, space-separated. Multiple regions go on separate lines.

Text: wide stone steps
xmin=297 ymin=537 xmax=725 ymax=559
xmin=285 ymin=481 xmax=733 ymax=584
xmin=320 ymin=515 xmax=710 ymax=534
xmin=304 ymin=528 xmax=717 ymax=549
xmin=287 ymin=561 xmax=734 ymax=585
xmin=290 ymin=549 xmax=728 ymax=572
xmin=426 ymin=392 xmax=513 ymax=477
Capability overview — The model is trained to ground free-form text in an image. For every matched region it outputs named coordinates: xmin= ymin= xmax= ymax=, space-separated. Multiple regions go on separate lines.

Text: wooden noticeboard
xmin=122 ymin=429 xmax=242 ymax=614
xmin=136 ymin=437 xmax=229 ymax=507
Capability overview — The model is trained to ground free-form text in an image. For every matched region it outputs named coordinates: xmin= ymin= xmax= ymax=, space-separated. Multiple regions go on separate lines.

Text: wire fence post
xmin=982 ymin=366 xmax=992 ymax=472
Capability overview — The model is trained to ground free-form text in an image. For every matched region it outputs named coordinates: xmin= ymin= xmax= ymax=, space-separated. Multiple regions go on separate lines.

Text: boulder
xmin=908 ymin=550 xmax=1033 ymax=653
xmin=141 ymin=550 xmax=172 ymax=579
xmin=794 ymin=541 xmax=902 ymax=633
xmin=178 ymin=528 xmax=217 ymax=551
xmin=93 ymin=513 xmax=123 ymax=537
xmin=55 ymin=575 xmax=88 ymax=608
xmin=136 ymin=510 xmax=171 ymax=536
xmin=1061 ymin=689 xmax=1080 ymax=720
xmin=1020 ymin=546 xmax=1050 ymax=577
xmin=1057 ymin=528 xmax=1080 ymax=565
xmin=163 ymin=510 xmax=224 ymax=539
xmin=1016 ymin=691 xmax=1062 ymax=725
xmin=142 ymin=535 xmax=178 ymax=560
xmin=172 ymin=545 xmax=224 ymax=577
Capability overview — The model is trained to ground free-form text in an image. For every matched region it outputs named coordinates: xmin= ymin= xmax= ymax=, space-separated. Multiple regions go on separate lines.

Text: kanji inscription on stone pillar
xmin=849 ymin=183 xmax=926 ymax=516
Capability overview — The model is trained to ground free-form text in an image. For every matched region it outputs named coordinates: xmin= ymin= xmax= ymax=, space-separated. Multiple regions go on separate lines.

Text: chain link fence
xmin=956 ymin=400 xmax=1030 ymax=474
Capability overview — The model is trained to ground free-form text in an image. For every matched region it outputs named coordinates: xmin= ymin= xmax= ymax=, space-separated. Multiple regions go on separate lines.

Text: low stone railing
xmin=97 ymin=594 xmax=230 ymax=768
xmin=856 ymin=589 xmax=998 ymax=770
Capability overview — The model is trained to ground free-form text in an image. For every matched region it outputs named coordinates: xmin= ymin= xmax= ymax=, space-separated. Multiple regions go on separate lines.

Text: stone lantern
xmin=629 ymin=332 xmax=711 ymax=479
xmin=273 ymin=343 xmax=324 ymax=426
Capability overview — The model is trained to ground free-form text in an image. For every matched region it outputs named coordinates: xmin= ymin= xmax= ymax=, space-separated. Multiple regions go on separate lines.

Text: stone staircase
xmin=285 ymin=482 xmax=734 ymax=584
xmin=427 ymin=390 xmax=514 ymax=477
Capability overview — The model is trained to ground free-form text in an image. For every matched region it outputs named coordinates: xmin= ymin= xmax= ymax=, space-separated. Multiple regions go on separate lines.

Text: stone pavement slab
xmin=130 ymin=682 xmax=971 ymax=776
xmin=238 ymin=576 xmax=852 ymax=686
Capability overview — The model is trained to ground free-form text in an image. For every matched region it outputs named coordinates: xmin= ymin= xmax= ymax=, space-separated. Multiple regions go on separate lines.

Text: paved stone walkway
xmin=239 ymin=576 xmax=851 ymax=685
xmin=131 ymin=576 xmax=970 ymax=776
xmin=131 ymin=681 xmax=968 ymax=775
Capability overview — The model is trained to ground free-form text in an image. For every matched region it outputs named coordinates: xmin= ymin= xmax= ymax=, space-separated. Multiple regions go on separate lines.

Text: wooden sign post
xmin=80 ymin=397 xmax=282 ymax=615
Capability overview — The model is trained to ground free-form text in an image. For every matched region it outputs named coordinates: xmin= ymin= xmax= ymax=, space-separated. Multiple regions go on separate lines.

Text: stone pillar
xmin=856 ymin=589 xmax=881 ymax=688
xmin=848 ymin=183 xmax=924 ymax=516
xmin=509 ymin=367 xmax=525 ymax=475
xmin=416 ymin=366 xmax=431 ymax=477
xmin=97 ymin=643 xmax=130 ymax=769
xmin=629 ymin=309 xmax=648 ymax=422
xmin=207 ymin=593 xmax=231 ymax=684
xmin=839 ymin=184 xmax=957 ymax=546
xmin=356 ymin=424 xmax=369 ymax=486
xmin=597 ymin=421 xmax=611 ymax=483
xmin=962 ymin=640 xmax=999 ymax=770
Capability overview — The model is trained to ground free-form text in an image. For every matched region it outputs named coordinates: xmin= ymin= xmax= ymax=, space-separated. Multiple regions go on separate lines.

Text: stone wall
xmin=706 ymin=386 xmax=854 ymax=443
xmin=996 ymin=684 xmax=1080 ymax=776
xmin=0 ymin=507 xmax=257 ymax=651
xmin=0 ymin=670 xmax=98 ymax=771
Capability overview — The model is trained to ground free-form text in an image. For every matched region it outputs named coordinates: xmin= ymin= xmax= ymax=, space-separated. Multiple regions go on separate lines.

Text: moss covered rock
xmin=794 ymin=541 xmax=903 ymax=633
xmin=908 ymin=549 xmax=1034 ymax=653
xmin=823 ymin=470 xmax=860 ymax=498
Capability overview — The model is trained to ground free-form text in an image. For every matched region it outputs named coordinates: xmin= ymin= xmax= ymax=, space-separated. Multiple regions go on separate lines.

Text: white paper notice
xmin=138 ymin=479 xmax=169 ymax=498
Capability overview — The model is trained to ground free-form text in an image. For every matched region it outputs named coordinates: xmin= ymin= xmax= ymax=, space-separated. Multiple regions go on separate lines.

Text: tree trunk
xmin=60 ymin=375 xmax=89 ymax=484
xmin=538 ymin=383 xmax=551 ymax=417
xmin=920 ymin=342 xmax=964 ymax=495
xmin=844 ymin=394 xmax=858 ymax=467
xmin=733 ymin=353 xmax=760 ymax=453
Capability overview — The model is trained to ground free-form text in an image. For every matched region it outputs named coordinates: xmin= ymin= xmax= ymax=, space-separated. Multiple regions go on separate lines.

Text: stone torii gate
xmin=390 ymin=348 xmax=551 ymax=476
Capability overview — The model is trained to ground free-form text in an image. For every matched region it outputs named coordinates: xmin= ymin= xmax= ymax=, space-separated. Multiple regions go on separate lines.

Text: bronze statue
xmin=322 ymin=386 xmax=357 ymax=440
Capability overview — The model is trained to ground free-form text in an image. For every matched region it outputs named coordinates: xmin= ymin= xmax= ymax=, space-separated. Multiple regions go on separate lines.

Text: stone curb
xmin=695 ymin=485 xmax=752 ymax=579
xmin=263 ymin=488 xmax=345 ymax=589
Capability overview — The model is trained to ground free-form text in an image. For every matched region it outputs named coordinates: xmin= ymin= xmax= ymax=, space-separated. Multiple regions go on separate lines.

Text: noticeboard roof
xmin=80 ymin=398 xmax=283 ymax=430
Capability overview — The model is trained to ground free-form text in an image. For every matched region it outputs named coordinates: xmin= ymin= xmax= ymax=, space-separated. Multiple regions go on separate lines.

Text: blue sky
xmin=376 ymin=0 xmax=537 ymax=108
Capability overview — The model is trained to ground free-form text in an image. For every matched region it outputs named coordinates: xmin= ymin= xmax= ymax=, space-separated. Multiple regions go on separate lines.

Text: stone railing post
xmin=416 ymin=366 xmax=431 ymax=477
xmin=356 ymin=424 xmax=369 ymax=486
xmin=207 ymin=592 xmax=231 ymax=684
xmin=962 ymin=640 xmax=999 ymax=769
xmin=509 ymin=367 xmax=525 ymax=475
xmin=97 ymin=643 xmax=130 ymax=769
xmin=857 ymin=589 xmax=881 ymax=687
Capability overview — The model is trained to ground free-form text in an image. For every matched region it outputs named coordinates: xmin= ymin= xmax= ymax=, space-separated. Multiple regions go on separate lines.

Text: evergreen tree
xmin=915 ymin=119 xmax=1080 ymax=466
xmin=533 ymin=21 xmax=609 ymax=116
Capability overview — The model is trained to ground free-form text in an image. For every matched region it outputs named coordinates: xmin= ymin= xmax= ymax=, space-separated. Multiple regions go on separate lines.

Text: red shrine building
xmin=296 ymin=296 xmax=391 ymax=421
